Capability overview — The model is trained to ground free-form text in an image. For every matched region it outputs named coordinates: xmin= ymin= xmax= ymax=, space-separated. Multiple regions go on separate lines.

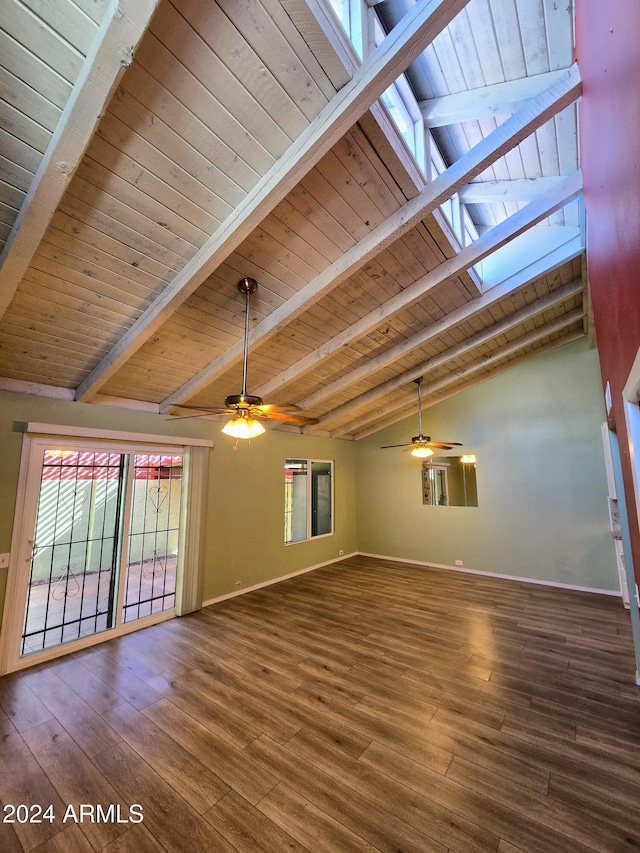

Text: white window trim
xmin=25 ymin=422 xmax=213 ymax=447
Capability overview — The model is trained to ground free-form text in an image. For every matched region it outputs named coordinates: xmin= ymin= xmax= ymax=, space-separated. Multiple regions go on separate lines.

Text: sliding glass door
xmin=14 ymin=441 xmax=183 ymax=661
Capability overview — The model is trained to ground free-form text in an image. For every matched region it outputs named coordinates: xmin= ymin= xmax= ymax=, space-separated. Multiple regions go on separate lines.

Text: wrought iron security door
xmin=20 ymin=447 xmax=183 ymax=658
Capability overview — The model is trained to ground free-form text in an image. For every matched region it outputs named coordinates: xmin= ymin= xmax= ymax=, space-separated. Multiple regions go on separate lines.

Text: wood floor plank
xmin=93 ymin=742 xmax=237 ymax=853
xmin=0 ymin=722 xmax=67 ymax=851
xmin=547 ymin=772 xmax=640 ymax=834
xmin=279 ymin=729 xmax=499 ymax=853
xmin=101 ymin=824 xmax=166 ymax=852
xmin=204 ymin=789 xmax=310 ymax=853
xmin=71 ymin=647 xmax=163 ymax=710
xmin=142 ymin=698 xmax=279 ymax=805
xmin=29 ymin=823 xmax=95 ymax=852
xmin=446 ymin=754 xmax=639 ymax=853
xmin=258 ymin=781 xmax=379 ymax=853
xmin=142 ymin=671 xmax=262 ymax=750
xmin=244 ymin=734 xmax=449 ymax=853
xmin=146 ymin=669 xmax=300 ymax=745
xmin=21 ymin=718 xmax=131 ymax=850
xmin=101 ymin=701 xmax=230 ymax=813
xmin=355 ymin=735 xmax=596 ymax=853
xmin=0 ymin=807 xmax=23 ymax=853
xmin=30 ymin=675 xmax=122 ymax=758
xmin=43 ymin=656 xmax=129 ymax=716
xmin=0 ymin=672 xmax=54 ymax=733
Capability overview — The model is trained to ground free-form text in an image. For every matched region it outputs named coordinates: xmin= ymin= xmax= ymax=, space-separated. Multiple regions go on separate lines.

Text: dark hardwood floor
xmin=1 ymin=555 xmax=640 ymax=852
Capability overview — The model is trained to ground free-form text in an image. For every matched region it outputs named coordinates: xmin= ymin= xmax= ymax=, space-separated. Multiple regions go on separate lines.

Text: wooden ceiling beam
xmin=419 ymin=68 xmax=570 ymax=127
xmin=75 ymin=0 xmax=470 ymax=403
xmin=314 ymin=278 xmax=584 ymax=429
xmin=353 ymin=330 xmax=585 ymax=440
xmin=0 ymin=0 xmax=161 ymax=320
xmin=459 ymin=177 xmax=564 ymax=205
xmin=338 ymin=310 xmax=584 ymax=438
xmin=254 ymin=167 xmax=582 ymax=401
xmin=299 ymin=237 xmax=583 ymax=412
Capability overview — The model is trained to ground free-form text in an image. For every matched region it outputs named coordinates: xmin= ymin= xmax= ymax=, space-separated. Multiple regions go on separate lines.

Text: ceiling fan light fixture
xmin=410 ymin=445 xmax=433 ymax=458
xmin=221 ymin=413 xmax=266 ymax=439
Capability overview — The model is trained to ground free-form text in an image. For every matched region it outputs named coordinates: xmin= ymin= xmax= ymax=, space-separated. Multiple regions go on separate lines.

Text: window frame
xmin=284 ymin=458 xmax=334 ymax=545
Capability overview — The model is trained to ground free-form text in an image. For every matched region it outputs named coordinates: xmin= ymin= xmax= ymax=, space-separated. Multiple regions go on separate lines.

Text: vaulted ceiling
xmin=0 ymin=0 xmax=588 ymax=440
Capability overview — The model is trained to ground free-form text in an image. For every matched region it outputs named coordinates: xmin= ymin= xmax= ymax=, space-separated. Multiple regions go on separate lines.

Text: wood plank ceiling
xmin=0 ymin=0 xmax=586 ymax=440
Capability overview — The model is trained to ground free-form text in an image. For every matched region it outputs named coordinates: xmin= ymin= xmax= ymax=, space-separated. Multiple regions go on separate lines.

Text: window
xmin=284 ymin=459 xmax=333 ymax=544
xmin=327 ymin=0 xmax=425 ymax=170
xmin=328 ymin=0 xmax=364 ymax=59
xmin=373 ymin=17 xmax=424 ymax=169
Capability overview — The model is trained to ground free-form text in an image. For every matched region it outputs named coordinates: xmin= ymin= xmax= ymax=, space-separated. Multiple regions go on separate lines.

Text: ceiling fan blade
xmin=255 ymin=403 xmax=302 ymax=414
xmin=167 ymin=406 xmax=234 ymax=419
xmin=428 ymin=442 xmax=458 ymax=449
xmin=257 ymin=410 xmax=320 ymax=426
xmin=380 ymin=443 xmax=414 ymax=449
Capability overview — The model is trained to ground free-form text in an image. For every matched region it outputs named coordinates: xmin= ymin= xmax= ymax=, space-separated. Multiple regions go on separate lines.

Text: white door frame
xmin=0 ymin=425 xmax=212 ymax=675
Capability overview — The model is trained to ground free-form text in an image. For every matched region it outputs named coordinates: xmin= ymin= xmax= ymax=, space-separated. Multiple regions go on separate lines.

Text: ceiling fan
xmin=170 ymin=277 xmax=320 ymax=440
xmin=380 ymin=376 xmax=462 ymax=458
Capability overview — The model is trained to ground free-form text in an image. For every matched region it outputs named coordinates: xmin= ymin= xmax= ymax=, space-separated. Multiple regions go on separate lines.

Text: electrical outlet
xmin=234 ymin=580 xmax=243 ymax=589
xmin=0 ymin=553 xmax=9 ymax=569
xmin=454 ymin=559 xmax=463 ymax=566
xmin=338 ymin=549 xmax=344 ymax=556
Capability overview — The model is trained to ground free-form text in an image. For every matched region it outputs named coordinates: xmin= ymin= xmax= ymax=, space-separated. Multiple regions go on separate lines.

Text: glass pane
xmin=21 ymin=450 xmax=125 ymax=657
xmin=311 ymin=461 xmax=332 ymax=536
xmin=123 ymin=454 xmax=183 ymax=623
xmin=285 ymin=460 xmax=307 ymax=544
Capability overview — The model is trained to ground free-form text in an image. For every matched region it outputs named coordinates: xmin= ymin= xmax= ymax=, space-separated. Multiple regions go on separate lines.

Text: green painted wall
xmin=201 ymin=429 xmax=357 ymax=601
xmin=355 ymin=339 xmax=619 ymax=591
xmin=0 ymin=392 xmax=358 ymax=629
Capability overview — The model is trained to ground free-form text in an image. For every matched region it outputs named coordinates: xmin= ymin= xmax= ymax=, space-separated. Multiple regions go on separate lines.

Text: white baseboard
xmin=357 ymin=552 xmax=623 ymax=597
xmin=201 ymin=551 xmax=358 ymax=608
xmin=201 ymin=549 xmax=622 ymax=611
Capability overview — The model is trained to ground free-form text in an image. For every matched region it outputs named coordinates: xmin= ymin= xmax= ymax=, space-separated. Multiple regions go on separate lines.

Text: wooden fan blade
xmin=380 ymin=443 xmax=414 ymax=449
xmin=257 ymin=410 xmax=320 ymax=426
xmin=167 ymin=406 xmax=233 ymax=419
xmin=428 ymin=442 xmax=457 ymax=449
xmin=255 ymin=403 xmax=302 ymax=414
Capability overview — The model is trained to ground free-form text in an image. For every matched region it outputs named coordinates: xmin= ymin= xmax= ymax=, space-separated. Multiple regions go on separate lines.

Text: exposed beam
xmin=76 ymin=0 xmax=469 ymax=402
xmin=459 ymin=177 xmax=564 ymax=204
xmin=164 ymin=65 xmax=581 ymax=412
xmin=353 ymin=330 xmax=584 ymax=439
xmin=0 ymin=0 xmax=161 ymax=320
xmin=315 ymin=279 xmax=583 ymax=429
xmin=254 ymin=168 xmax=582 ymax=401
xmin=0 ymin=378 xmax=75 ymax=401
xmin=419 ymin=68 xmax=570 ymax=126
xmin=298 ymin=237 xmax=583 ymax=412
xmin=339 ymin=309 xmax=584 ymax=437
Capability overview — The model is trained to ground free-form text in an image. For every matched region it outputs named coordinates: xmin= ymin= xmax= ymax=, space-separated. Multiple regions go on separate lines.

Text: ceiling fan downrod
xmin=225 ymin=277 xmax=262 ymax=408
xmin=414 ymin=376 xmax=425 ymax=441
